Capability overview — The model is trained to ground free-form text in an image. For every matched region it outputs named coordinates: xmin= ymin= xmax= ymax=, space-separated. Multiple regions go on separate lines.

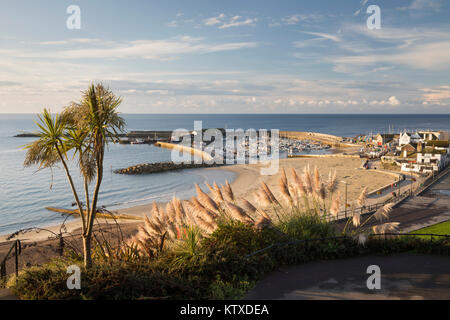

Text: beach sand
xmin=117 ymin=157 xmax=397 ymax=217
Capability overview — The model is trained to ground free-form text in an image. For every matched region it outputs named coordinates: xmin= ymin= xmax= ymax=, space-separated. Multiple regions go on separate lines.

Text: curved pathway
xmin=244 ymin=254 xmax=450 ymax=300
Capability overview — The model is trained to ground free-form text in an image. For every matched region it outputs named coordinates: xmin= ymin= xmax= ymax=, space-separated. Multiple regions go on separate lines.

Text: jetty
xmin=114 ymin=161 xmax=225 ymax=175
xmin=280 ymin=131 xmax=355 ymax=147
xmin=14 ymin=129 xmax=226 ymax=142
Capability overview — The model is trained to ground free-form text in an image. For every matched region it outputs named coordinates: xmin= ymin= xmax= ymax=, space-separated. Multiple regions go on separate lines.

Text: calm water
xmin=0 ymin=114 xmax=449 ymax=235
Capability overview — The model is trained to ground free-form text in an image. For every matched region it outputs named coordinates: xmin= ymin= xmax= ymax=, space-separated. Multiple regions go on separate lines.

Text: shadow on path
xmin=244 ymin=254 xmax=450 ymax=300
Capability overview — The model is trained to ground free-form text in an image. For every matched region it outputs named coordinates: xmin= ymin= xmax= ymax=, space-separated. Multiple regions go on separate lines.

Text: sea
xmin=0 ymin=114 xmax=449 ymax=235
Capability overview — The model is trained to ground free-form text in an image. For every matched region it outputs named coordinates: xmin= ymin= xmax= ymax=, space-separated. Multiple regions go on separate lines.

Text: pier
xmin=114 ymin=161 xmax=225 ymax=175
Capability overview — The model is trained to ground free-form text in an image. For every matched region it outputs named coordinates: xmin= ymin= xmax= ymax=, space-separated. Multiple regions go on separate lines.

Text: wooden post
xmin=14 ymin=241 xmax=19 ymax=280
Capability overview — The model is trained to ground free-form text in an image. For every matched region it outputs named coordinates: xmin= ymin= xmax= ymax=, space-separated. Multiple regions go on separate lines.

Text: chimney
xmin=417 ymin=141 xmax=423 ymax=152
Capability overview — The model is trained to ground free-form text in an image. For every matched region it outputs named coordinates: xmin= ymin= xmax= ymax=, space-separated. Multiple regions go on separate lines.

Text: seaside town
xmin=108 ymin=128 xmax=449 ymax=175
xmin=356 ymin=130 xmax=449 ymax=173
xmin=1 ymin=0 xmax=450 ymax=308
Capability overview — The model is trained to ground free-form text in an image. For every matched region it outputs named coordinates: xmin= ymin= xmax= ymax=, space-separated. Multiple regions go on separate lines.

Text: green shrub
xmin=276 ymin=213 xmax=336 ymax=240
xmin=11 ymin=222 xmax=450 ymax=300
xmin=209 ymin=276 xmax=254 ymax=300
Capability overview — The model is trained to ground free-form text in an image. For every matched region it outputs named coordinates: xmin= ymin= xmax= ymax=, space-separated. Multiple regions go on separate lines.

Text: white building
xmin=398 ymin=132 xmax=411 ymax=146
xmin=401 ymin=151 xmax=449 ymax=173
xmin=410 ymin=132 xmax=422 ymax=143
xmin=419 ymin=131 xmax=449 ymax=141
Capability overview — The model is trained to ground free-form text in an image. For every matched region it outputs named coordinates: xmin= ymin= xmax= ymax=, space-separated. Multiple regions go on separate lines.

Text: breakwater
xmin=114 ymin=161 xmax=225 ymax=175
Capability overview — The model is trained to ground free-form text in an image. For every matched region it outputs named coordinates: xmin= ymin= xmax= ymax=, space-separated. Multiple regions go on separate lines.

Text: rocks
xmin=114 ymin=161 xmax=224 ymax=175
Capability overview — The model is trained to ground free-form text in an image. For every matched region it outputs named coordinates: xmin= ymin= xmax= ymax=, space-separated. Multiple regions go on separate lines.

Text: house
xmin=374 ymin=133 xmax=396 ymax=146
xmin=416 ymin=151 xmax=448 ymax=172
xmin=419 ymin=131 xmax=449 ymax=141
xmin=411 ymin=132 xmax=422 ymax=143
xmin=400 ymin=143 xmax=416 ymax=158
xmin=401 ymin=145 xmax=449 ymax=173
xmin=398 ymin=132 xmax=411 ymax=146
xmin=399 ymin=132 xmax=424 ymax=147
xmin=425 ymin=140 xmax=450 ymax=152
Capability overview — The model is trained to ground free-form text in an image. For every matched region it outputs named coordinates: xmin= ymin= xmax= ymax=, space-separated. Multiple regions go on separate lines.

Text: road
xmin=393 ymin=169 xmax=450 ymax=232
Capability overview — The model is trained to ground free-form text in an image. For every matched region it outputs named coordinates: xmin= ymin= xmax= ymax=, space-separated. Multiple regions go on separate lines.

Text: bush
xmin=276 ymin=213 xmax=336 ymax=240
xmin=12 ymin=259 xmax=205 ymax=300
xmin=11 ymin=222 xmax=450 ymax=300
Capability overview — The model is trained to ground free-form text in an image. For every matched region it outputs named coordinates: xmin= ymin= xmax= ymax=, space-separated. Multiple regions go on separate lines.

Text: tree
xmin=24 ymin=83 xmax=125 ymax=268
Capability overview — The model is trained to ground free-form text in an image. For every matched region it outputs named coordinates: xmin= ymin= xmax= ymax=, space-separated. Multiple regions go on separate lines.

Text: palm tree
xmin=63 ymin=83 xmax=125 ymax=267
xmin=25 ymin=83 xmax=125 ymax=268
xmin=24 ymin=109 xmax=87 ymax=239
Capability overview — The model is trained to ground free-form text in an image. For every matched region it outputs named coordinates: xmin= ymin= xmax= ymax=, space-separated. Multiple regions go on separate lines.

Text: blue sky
xmin=0 ymin=0 xmax=449 ymax=113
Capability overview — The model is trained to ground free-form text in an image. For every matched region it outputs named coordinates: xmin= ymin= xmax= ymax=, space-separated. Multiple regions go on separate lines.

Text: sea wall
xmin=280 ymin=131 xmax=357 ymax=148
xmin=288 ymin=154 xmax=360 ymax=159
xmin=114 ymin=162 xmax=224 ymax=175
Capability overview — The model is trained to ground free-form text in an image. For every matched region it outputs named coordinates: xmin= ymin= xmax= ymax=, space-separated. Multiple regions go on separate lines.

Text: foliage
xmin=277 ymin=211 xmax=336 ymax=240
xmin=11 ymin=166 xmax=449 ymax=299
xmin=24 ymin=83 xmax=125 ymax=268
xmin=10 ymin=222 xmax=450 ymax=300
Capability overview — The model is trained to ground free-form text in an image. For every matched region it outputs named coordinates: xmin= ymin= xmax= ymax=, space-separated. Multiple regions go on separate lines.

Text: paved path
xmin=389 ymin=171 xmax=450 ymax=232
xmin=335 ymin=170 xmax=450 ymax=232
xmin=244 ymin=254 xmax=450 ymax=300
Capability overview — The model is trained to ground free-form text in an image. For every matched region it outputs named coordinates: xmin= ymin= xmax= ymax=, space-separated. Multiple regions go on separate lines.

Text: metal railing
xmin=322 ymin=165 xmax=449 ymax=223
xmin=0 ymin=240 xmax=22 ymax=286
xmin=321 ymin=189 xmax=412 ymax=223
xmin=414 ymin=166 xmax=450 ymax=196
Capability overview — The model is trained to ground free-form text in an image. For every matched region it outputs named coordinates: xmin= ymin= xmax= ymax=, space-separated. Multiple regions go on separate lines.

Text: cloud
xmin=219 ymin=16 xmax=258 ymax=29
xmin=146 ymin=90 xmax=171 ymax=95
xmin=330 ymin=41 xmax=450 ymax=72
xmin=398 ymin=0 xmax=442 ymax=11
xmin=4 ymin=37 xmax=258 ymax=61
xmin=301 ymin=31 xmax=341 ymax=43
xmin=204 ymin=13 xmax=225 ymax=26
xmin=204 ymin=14 xmax=257 ymax=29
xmin=421 ymin=86 xmax=450 ymax=103
xmin=354 ymin=0 xmax=369 ymax=16
xmin=167 ymin=20 xmax=177 ymax=28
xmin=309 ymin=25 xmax=450 ymax=73
xmin=30 ymin=38 xmax=103 ymax=45
xmin=281 ymin=14 xmax=324 ymax=25
xmin=369 ymin=96 xmax=401 ymax=106
xmin=388 ymin=96 xmax=401 ymax=106
xmin=0 ymin=81 xmax=20 ymax=87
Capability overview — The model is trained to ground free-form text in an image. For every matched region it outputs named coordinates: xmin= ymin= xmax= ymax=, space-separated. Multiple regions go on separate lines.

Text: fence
xmin=414 ymin=165 xmax=449 ymax=196
xmin=0 ymin=240 xmax=22 ymax=287
xmin=323 ymin=164 xmax=449 ymax=223
xmin=322 ymin=189 xmax=411 ymax=223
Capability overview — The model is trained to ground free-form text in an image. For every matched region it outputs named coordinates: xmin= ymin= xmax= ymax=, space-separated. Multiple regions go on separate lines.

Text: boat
xmin=45 ymin=207 xmax=143 ymax=220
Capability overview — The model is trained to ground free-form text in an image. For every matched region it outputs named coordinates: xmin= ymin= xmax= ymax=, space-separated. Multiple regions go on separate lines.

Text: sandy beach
xmin=118 ymin=156 xmax=398 ymax=217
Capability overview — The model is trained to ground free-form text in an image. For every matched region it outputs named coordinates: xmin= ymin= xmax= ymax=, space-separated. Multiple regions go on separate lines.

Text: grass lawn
xmin=410 ymin=220 xmax=450 ymax=238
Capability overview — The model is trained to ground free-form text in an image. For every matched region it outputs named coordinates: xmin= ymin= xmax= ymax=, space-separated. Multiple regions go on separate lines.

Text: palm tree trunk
xmin=85 ymin=145 xmax=104 ymax=268
xmin=84 ymin=179 xmax=91 ymax=226
xmin=82 ymin=235 xmax=92 ymax=268
xmin=55 ymin=145 xmax=86 ymax=235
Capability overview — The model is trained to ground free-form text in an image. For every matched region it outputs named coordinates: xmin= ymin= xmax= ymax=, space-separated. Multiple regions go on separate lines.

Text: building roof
xmin=426 ymin=140 xmax=450 ymax=148
xmin=401 ymin=143 xmax=416 ymax=151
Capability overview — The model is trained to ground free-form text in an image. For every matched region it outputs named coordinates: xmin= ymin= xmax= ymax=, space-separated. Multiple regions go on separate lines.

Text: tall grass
xmin=129 ymin=166 xmax=399 ymax=258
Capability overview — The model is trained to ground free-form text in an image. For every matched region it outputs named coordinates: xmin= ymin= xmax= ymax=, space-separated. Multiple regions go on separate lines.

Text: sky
xmin=0 ymin=0 xmax=449 ymax=114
